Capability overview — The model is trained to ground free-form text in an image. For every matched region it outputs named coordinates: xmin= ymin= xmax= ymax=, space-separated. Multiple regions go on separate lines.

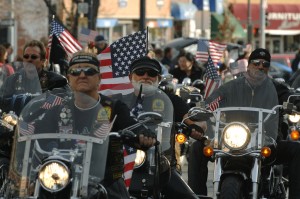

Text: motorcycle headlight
xmin=3 ymin=112 xmax=18 ymax=126
xmin=222 ymin=122 xmax=251 ymax=150
xmin=288 ymin=114 xmax=300 ymax=123
xmin=134 ymin=150 xmax=146 ymax=168
xmin=38 ymin=160 xmax=70 ymax=192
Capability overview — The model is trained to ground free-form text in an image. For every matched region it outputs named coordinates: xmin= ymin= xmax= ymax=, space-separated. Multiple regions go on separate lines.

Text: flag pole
xmin=47 ymin=15 xmax=55 ymax=68
xmin=146 ymin=26 xmax=149 ymax=54
xmin=207 ymin=40 xmax=211 ymax=58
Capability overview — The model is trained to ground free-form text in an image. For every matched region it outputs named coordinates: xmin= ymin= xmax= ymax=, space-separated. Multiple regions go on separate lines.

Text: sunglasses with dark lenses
xmin=23 ymin=54 xmax=40 ymax=60
xmin=134 ymin=69 xmax=159 ymax=77
xmin=68 ymin=67 xmax=99 ymax=76
xmin=250 ymin=60 xmax=270 ymax=68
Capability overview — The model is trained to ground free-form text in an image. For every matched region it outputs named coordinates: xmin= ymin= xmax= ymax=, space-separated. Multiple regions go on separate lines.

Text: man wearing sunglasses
xmin=188 ymin=48 xmax=300 ymax=198
xmin=1 ymin=40 xmax=68 ymax=97
xmin=33 ymin=51 xmax=156 ymax=199
xmin=117 ymin=56 xmax=206 ymax=199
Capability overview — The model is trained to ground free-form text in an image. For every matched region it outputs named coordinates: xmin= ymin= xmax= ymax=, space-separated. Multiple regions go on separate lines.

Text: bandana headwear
xmin=69 ymin=54 xmax=100 ymax=68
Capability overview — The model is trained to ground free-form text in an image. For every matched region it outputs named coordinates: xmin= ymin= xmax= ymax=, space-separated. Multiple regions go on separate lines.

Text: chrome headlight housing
xmin=3 ymin=112 xmax=18 ymax=126
xmin=222 ymin=122 xmax=251 ymax=150
xmin=134 ymin=150 xmax=146 ymax=168
xmin=38 ymin=160 xmax=70 ymax=192
xmin=288 ymin=114 xmax=300 ymax=123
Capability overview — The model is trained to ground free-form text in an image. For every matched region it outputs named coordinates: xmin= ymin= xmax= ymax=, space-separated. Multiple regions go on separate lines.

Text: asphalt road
xmin=180 ymin=156 xmax=289 ymax=199
xmin=180 ymin=156 xmax=214 ymax=198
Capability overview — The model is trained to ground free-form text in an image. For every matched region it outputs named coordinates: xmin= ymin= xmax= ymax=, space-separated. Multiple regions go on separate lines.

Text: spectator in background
xmin=148 ymin=50 xmax=169 ymax=75
xmin=291 ymin=49 xmax=300 ymax=73
xmin=0 ymin=45 xmax=14 ymax=76
xmin=2 ymin=43 xmax=13 ymax=64
xmin=94 ymin=35 xmax=108 ymax=54
xmin=154 ymin=48 xmax=164 ymax=61
xmin=161 ymin=47 xmax=175 ymax=71
xmin=170 ymin=51 xmax=203 ymax=84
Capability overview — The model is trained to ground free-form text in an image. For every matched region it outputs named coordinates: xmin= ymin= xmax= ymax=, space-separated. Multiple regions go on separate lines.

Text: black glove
xmin=189 ymin=124 xmax=205 ymax=135
xmin=135 ymin=127 xmax=157 ymax=151
xmin=138 ymin=127 xmax=156 ymax=139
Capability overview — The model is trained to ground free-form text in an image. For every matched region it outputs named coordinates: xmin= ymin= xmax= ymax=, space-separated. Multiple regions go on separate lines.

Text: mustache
xmin=137 ymin=80 xmax=154 ymax=85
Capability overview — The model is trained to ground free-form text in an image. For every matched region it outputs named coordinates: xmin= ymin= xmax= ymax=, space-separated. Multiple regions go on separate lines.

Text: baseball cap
xmin=130 ymin=56 xmax=162 ymax=74
xmin=248 ymin=48 xmax=271 ymax=63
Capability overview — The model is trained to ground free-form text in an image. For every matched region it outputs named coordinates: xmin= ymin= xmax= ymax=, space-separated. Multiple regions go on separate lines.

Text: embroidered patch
xmin=97 ymin=106 xmax=111 ymax=121
xmin=152 ymin=99 xmax=164 ymax=112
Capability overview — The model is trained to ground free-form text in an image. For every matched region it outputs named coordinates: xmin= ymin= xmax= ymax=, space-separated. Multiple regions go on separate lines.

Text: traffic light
xmin=265 ymin=12 xmax=270 ymax=27
xmin=253 ymin=28 xmax=259 ymax=37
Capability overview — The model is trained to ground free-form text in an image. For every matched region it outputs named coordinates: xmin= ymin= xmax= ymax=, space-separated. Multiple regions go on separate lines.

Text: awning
xmin=231 ymin=3 xmax=300 ymax=35
xmin=96 ymin=19 xmax=118 ymax=28
xmin=171 ymin=2 xmax=197 ymax=20
xmin=147 ymin=19 xmax=173 ymax=28
xmin=211 ymin=13 xmax=246 ymax=39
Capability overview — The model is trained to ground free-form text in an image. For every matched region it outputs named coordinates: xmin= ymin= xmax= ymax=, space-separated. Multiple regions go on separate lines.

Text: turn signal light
xmin=290 ymin=130 xmax=300 ymax=141
xmin=175 ymin=133 xmax=187 ymax=144
xmin=261 ymin=147 xmax=271 ymax=158
xmin=203 ymin=146 xmax=214 ymax=157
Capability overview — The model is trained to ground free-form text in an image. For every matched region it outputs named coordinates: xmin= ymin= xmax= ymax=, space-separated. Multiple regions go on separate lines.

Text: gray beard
xmin=132 ymin=79 xmax=159 ymax=96
xmin=244 ymin=68 xmax=267 ymax=87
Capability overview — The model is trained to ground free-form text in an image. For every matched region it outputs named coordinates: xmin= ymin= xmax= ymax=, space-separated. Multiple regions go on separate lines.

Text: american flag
xmin=19 ymin=120 xmax=35 ymax=136
xmin=98 ymin=30 xmax=147 ymax=95
xmin=93 ymin=116 xmax=116 ymax=139
xmin=123 ymin=93 xmax=144 ymax=189
xmin=78 ymin=27 xmax=98 ymax=44
xmin=206 ymin=96 xmax=222 ymax=111
xmin=196 ymin=39 xmax=227 ymax=65
xmin=204 ymin=55 xmax=221 ymax=99
xmin=48 ymin=19 xmax=82 ymax=60
xmin=41 ymin=94 xmax=63 ymax=109
xmin=123 ymin=145 xmax=137 ymax=188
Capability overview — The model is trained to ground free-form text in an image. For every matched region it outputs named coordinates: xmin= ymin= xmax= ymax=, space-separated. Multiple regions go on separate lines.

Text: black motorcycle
xmin=187 ymin=105 xmax=287 ymax=199
xmin=128 ymin=85 xmax=174 ymax=199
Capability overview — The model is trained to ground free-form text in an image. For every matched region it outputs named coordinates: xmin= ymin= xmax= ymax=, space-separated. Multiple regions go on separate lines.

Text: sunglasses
xmin=134 ymin=68 xmax=159 ymax=77
xmin=250 ymin=60 xmax=270 ymax=68
xmin=68 ymin=67 xmax=99 ymax=76
xmin=23 ymin=54 xmax=40 ymax=60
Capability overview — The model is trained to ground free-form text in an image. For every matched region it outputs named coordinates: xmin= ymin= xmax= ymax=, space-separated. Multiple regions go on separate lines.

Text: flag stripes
xmin=48 ymin=19 xmax=82 ymax=60
xmin=196 ymin=39 xmax=227 ymax=65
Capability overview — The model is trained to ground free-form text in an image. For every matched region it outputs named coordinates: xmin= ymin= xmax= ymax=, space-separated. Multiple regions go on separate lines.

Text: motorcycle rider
xmin=188 ymin=48 xmax=300 ymax=199
xmin=34 ymin=51 xmax=156 ymax=199
xmin=120 ymin=55 xmax=206 ymax=198
xmin=1 ymin=40 xmax=68 ymax=97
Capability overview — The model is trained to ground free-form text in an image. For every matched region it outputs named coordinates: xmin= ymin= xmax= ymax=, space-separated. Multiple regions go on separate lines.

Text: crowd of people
xmin=2 ymin=33 xmax=300 ymax=199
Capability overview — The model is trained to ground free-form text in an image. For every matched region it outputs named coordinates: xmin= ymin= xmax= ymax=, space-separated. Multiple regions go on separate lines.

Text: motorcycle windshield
xmin=7 ymin=91 xmax=111 ymax=198
xmin=119 ymin=85 xmax=174 ymax=152
xmin=0 ymin=62 xmax=42 ymax=115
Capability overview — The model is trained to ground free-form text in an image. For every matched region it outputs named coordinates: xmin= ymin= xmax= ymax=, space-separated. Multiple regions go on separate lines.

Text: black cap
xmin=130 ymin=56 xmax=162 ymax=74
xmin=94 ymin=35 xmax=106 ymax=42
xmin=248 ymin=48 xmax=271 ymax=63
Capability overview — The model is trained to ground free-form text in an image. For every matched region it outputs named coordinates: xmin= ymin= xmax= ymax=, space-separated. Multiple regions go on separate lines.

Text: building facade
xmin=228 ymin=0 xmax=300 ymax=53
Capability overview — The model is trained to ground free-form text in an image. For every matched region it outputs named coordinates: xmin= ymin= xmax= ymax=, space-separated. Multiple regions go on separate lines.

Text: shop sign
xmin=0 ymin=19 xmax=14 ymax=26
